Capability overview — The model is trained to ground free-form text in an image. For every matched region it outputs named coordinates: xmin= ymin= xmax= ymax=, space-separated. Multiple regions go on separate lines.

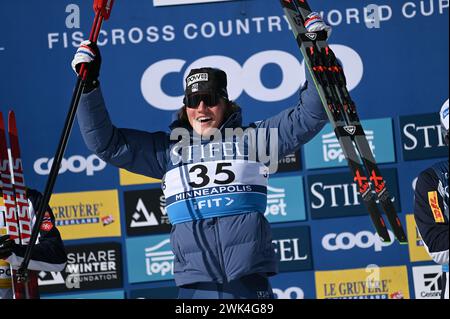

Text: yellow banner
xmin=406 ymin=214 xmax=432 ymax=262
xmin=427 ymin=191 xmax=445 ymax=223
xmin=315 ymin=266 xmax=410 ymax=299
xmin=50 ymin=190 xmax=121 ymax=240
xmin=119 ymin=169 xmax=161 ymax=186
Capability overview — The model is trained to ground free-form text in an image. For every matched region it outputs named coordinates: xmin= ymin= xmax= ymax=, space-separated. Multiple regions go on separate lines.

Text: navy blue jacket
xmin=77 ymin=72 xmax=327 ymax=286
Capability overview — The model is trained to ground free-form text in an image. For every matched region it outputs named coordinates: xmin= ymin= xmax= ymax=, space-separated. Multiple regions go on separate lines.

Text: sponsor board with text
xmin=270 ymin=271 xmax=316 ymax=299
xmin=271 ymin=225 xmax=313 ymax=272
xmin=315 ymin=266 xmax=410 ymax=299
xmin=304 ymin=118 xmax=396 ymax=170
xmin=400 ymin=113 xmax=448 ymax=161
xmin=265 ymin=175 xmax=306 ymax=223
xmin=412 ymin=265 xmax=445 ymax=299
xmin=124 ymin=188 xmax=171 ymax=236
xmin=37 ymin=243 xmax=123 ymax=294
xmin=406 ymin=214 xmax=432 ymax=262
xmin=126 ymin=234 xmax=174 ymax=283
xmin=311 ymin=215 xmax=409 ymax=269
xmin=49 ymin=190 xmax=121 ymax=240
xmin=307 ymin=168 xmax=400 ymax=219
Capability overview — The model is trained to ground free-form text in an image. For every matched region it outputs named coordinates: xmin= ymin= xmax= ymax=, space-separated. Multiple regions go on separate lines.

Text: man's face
xmin=186 ymin=94 xmax=227 ymax=136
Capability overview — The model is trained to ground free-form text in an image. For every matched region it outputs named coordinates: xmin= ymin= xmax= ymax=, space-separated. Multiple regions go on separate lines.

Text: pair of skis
xmin=280 ymin=0 xmax=407 ymax=243
xmin=0 ymin=111 xmax=39 ymax=298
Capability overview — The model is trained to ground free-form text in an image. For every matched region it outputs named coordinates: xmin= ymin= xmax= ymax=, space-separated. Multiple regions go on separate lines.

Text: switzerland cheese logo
xmin=427 ymin=191 xmax=445 ymax=223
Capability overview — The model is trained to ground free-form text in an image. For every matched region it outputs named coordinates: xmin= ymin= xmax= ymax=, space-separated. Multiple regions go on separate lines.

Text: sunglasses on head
xmin=185 ymin=93 xmax=221 ymax=109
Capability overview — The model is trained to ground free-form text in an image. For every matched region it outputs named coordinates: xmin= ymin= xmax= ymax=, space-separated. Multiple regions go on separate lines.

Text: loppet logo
xmin=400 ymin=112 xmax=448 ymax=160
xmin=315 ymin=266 xmax=409 ymax=299
xmin=153 ymin=0 xmax=233 ymax=7
xmin=307 ymin=168 xmax=400 ymax=219
xmin=34 ymin=154 xmax=106 ymax=176
xmin=304 ymin=118 xmax=395 ymax=169
xmin=126 ymin=234 xmax=175 ymax=283
xmin=264 ymin=175 xmax=306 ymax=223
xmin=50 ymin=190 xmax=121 ymax=240
xmin=38 ymin=243 xmax=123 ymax=294
xmin=273 ymin=287 xmax=304 ymax=299
xmin=124 ymin=188 xmax=171 ymax=236
xmin=119 ymin=168 xmax=161 ymax=186
xmin=141 ymin=46 xmax=363 ymax=110
xmin=412 ymin=265 xmax=444 ymax=299
xmin=322 ymin=230 xmax=394 ymax=252
xmin=271 ymin=226 xmax=312 ymax=272
xmin=406 ymin=214 xmax=432 ymax=262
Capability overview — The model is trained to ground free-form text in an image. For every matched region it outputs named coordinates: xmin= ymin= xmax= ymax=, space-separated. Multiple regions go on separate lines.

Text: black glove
xmin=0 ymin=235 xmax=15 ymax=259
xmin=71 ymin=40 xmax=102 ymax=92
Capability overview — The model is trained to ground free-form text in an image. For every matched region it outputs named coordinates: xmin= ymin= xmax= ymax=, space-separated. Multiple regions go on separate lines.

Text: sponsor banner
xmin=412 ymin=265 xmax=445 ymax=299
xmin=153 ymin=0 xmax=234 ymax=6
xmin=271 ymin=225 xmax=313 ymax=272
xmin=275 ymin=151 xmax=301 ymax=174
xmin=124 ymin=188 xmax=171 ymax=236
xmin=50 ymin=190 xmax=121 ymax=240
xmin=315 ymin=265 xmax=410 ymax=299
xmin=126 ymin=234 xmax=174 ymax=283
xmin=307 ymin=168 xmax=400 ymax=219
xmin=129 ymin=286 xmax=178 ymax=299
xmin=42 ymin=290 xmax=125 ymax=299
xmin=400 ymin=112 xmax=448 ymax=161
xmin=38 ymin=243 xmax=123 ymax=294
xmin=270 ymin=271 xmax=316 ymax=299
xmin=303 ymin=118 xmax=396 ymax=170
xmin=311 ymin=215 xmax=409 ymax=270
xmin=265 ymin=175 xmax=306 ymax=223
xmin=406 ymin=214 xmax=432 ymax=262
xmin=119 ymin=169 xmax=161 ymax=186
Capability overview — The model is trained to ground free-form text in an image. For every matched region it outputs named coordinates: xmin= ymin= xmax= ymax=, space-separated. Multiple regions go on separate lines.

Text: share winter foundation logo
xmin=37 ymin=243 xmax=123 ymax=293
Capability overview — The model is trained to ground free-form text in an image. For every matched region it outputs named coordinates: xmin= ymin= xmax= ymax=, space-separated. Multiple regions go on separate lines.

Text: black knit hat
xmin=184 ymin=67 xmax=229 ymax=100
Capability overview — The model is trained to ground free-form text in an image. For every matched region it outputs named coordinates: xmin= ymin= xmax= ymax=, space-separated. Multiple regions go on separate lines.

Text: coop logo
xmin=412 ymin=265 xmax=444 ymax=299
xmin=273 ymin=286 xmax=305 ymax=299
xmin=264 ymin=176 xmax=306 ymax=223
xmin=141 ymin=46 xmax=363 ymax=110
xmin=37 ymin=243 xmax=123 ymax=293
xmin=307 ymin=169 xmax=400 ymax=219
xmin=34 ymin=154 xmax=106 ymax=176
xmin=322 ymin=230 xmax=394 ymax=252
xmin=124 ymin=189 xmax=171 ymax=236
xmin=304 ymin=118 xmax=395 ymax=169
xmin=400 ymin=112 xmax=448 ymax=160
xmin=153 ymin=0 xmax=233 ymax=7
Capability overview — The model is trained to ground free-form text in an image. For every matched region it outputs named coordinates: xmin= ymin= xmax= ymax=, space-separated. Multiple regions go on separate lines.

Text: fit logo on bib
xmin=163 ymin=160 xmax=268 ymax=224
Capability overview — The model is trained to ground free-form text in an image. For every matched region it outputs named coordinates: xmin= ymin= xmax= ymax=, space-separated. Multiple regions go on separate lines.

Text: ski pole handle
xmin=79 ymin=0 xmax=115 ymax=80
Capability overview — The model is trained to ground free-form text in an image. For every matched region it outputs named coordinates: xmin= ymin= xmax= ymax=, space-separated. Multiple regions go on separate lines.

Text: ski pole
xmin=17 ymin=0 xmax=114 ymax=283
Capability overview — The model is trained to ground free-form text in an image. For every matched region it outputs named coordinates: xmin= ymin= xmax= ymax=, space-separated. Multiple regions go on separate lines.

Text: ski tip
xmin=396 ymin=237 xmax=408 ymax=245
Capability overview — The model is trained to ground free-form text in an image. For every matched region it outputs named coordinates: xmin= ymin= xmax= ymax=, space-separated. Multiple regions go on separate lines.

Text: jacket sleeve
xmin=414 ymin=169 xmax=449 ymax=265
xmin=254 ymin=69 xmax=328 ymax=159
xmin=77 ymin=87 xmax=169 ymax=179
xmin=6 ymin=189 xmax=67 ymax=272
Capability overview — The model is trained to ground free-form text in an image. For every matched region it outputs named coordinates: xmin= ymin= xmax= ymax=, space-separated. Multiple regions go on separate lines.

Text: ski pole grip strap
xmin=94 ymin=0 xmax=114 ymax=20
